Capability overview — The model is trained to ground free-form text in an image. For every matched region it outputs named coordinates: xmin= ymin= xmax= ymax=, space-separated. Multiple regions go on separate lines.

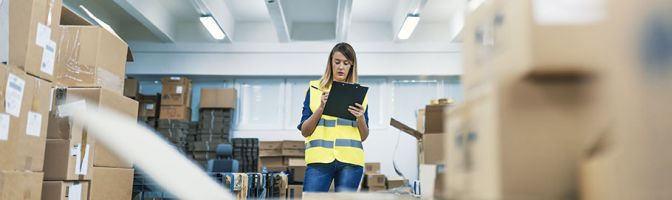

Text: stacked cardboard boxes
xmin=159 ymin=77 xmax=192 ymax=121
xmin=38 ymin=6 xmax=136 ymax=199
xmin=362 ymin=163 xmax=386 ymax=192
xmin=442 ymin=1 xmax=614 ymax=199
xmin=0 ymin=64 xmax=51 ymax=199
xmin=259 ymin=141 xmax=305 ymax=173
xmin=232 ymin=138 xmax=259 ymax=172
xmin=137 ymin=94 xmax=160 ymax=129
xmin=157 ymin=120 xmax=190 ymax=153
xmin=198 ymin=88 xmax=236 ymax=142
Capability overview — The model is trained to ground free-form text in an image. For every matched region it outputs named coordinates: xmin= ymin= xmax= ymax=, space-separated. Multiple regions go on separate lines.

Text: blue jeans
xmin=303 ymin=160 xmax=364 ymax=192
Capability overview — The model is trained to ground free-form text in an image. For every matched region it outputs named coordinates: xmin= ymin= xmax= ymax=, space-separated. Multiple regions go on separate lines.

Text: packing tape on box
xmin=95 ymin=67 xmax=123 ymax=93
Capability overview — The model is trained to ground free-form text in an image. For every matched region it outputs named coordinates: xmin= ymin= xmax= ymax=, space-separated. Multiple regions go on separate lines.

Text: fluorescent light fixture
xmin=397 ymin=14 xmax=420 ymax=40
xmin=200 ymin=15 xmax=226 ymax=40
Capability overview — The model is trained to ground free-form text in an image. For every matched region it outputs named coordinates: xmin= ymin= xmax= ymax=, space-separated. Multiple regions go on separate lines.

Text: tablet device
xmin=323 ymin=81 xmax=369 ymax=120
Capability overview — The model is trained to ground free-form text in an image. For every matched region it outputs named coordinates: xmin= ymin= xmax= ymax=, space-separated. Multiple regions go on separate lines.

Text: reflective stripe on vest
xmin=317 ymin=118 xmax=357 ymax=128
xmin=306 ymin=139 xmax=363 ymax=149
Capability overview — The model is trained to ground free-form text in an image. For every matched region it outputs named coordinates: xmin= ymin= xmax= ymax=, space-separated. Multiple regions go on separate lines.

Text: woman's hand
xmin=348 ymin=103 xmax=365 ymax=120
xmin=319 ymin=92 xmax=329 ymax=111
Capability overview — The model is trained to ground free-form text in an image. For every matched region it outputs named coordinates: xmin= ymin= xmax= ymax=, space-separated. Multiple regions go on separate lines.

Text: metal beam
xmin=113 ymin=0 xmax=176 ymax=42
xmin=265 ymin=0 xmax=291 ymax=42
xmin=335 ymin=0 xmax=353 ymax=41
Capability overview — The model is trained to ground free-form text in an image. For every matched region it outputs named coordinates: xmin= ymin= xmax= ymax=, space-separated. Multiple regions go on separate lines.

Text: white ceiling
xmin=63 ymin=0 xmax=463 ymax=43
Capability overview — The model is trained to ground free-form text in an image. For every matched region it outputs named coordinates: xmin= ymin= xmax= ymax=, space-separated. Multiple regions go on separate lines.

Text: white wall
xmin=137 ymin=77 xmax=462 ymax=181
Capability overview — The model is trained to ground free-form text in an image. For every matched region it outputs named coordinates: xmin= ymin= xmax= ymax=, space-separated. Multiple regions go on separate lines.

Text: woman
xmin=297 ymin=42 xmax=369 ymax=192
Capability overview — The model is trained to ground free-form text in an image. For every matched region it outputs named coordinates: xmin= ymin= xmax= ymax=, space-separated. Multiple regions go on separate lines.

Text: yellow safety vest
xmin=305 ymin=80 xmax=368 ymax=166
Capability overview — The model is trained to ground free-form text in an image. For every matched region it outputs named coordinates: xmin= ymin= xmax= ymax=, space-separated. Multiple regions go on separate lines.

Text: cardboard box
xmin=161 ymin=77 xmax=192 ymax=106
xmin=422 ymin=134 xmax=445 ymax=165
xmin=263 ymin=166 xmax=288 ymax=172
xmin=13 ymin=75 xmax=52 ymax=172
xmin=0 ymin=66 xmax=40 ymax=171
xmin=8 ymin=0 xmax=63 ymax=81
xmin=365 ymin=163 xmax=380 ymax=175
xmin=444 ymin=76 xmax=605 ymax=199
xmin=260 ymin=141 xmax=283 ymax=150
xmin=282 ymin=149 xmax=305 ymax=157
xmin=55 ymin=26 xmax=127 ymax=94
xmin=463 ymin=0 xmax=619 ymax=89
xmin=42 ymin=181 xmax=89 ymax=200
xmin=123 ymin=79 xmax=139 ymax=99
xmin=0 ymin=170 xmax=43 ymax=200
xmin=282 ymin=140 xmax=305 ymax=150
xmin=386 ymin=177 xmax=406 ymax=189
xmin=424 ymin=105 xmax=447 ymax=134
xmin=52 ymin=88 xmax=138 ymax=168
xmin=89 ymin=167 xmax=134 ymax=200
xmin=200 ymin=88 xmax=236 ymax=109
xmin=44 ymin=139 xmax=94 ymax=181
xmin=288 ymin=158 xmax=305 ymax=183
xmin=138 ymin=95 xmax=158 ymax=117
xmin=159 ymin=105 xmax=191 ymax=121
xmin=367 ymin=174 xmax=386 ymax=187
xmin=287 ymin=185 xmax=303 ymax=199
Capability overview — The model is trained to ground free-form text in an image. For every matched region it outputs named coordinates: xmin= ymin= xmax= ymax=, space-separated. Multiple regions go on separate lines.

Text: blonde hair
xmin=319 ymin=42 xmax=358 ymax=90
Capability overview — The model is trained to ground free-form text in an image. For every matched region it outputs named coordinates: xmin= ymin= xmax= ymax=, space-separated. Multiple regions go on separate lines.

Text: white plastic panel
xmin=235 ymin=79 xmax=285 ymax=130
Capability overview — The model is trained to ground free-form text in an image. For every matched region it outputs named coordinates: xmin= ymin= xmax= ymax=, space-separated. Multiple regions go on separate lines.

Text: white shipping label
xmin=72 ymin=144 xmax=82 ymax=174
xmin=176 ymin=86 xmax=183 ymax=94
xmin=75 ymin=144 xmax=90 ymax=175
xmin=68 ymin=183 xmax=82 ymax=200
xmin=5 ymin=73 xmax=25 ymax=117
xmin=40 ymin=40 xmax=56 ymax=75
xmin=57 ymin=100 xmax=87 ymax=118
xmin=170 ymin=77 xmax=181 ymax=80
xmin=146 ymin=103 xmax=155 ymax=110
xmin=26 ymin=112 xmax=42 ymax=137
xmin=35 ymin=23 xmax=51 ymax=48
xmin=533 ymin=0 xmax=606 ymax=25
xmin=0 ymin=113 xmax=9 ymax=141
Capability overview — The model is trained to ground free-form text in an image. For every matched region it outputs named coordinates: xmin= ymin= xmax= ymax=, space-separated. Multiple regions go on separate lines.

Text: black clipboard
xmin=322 ymin=81 xmax=368 ymax=120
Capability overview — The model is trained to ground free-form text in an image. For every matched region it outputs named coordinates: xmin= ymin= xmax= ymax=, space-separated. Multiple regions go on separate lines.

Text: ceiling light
xmin=200 ymin=15 xmax=226 ymax=40
xmin=397 ymin=14 xmax=420 ymax=40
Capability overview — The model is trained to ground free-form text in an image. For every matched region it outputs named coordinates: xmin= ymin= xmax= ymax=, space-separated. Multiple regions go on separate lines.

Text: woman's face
xmin=331 ymin=51 xmax=352 ymax=82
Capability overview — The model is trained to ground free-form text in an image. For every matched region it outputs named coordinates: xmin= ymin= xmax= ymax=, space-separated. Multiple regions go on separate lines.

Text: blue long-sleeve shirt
xmin=297 ymin=90 xmax=369 ymax=130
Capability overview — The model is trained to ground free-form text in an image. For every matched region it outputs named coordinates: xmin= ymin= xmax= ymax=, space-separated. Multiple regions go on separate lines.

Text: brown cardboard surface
xmin=55 ymin=26 xmax=127 ymax=94
xmin=259 ymin=149 xmax=282 ymax=157
xmin=365 ymin=163 xmax=380 ymax=175
xmin=260 ymin=141 xmax=283 ymax=150
xmin=0 ymin=65 xmax=12 ymax=171
xmin=161 ymin=77 xmax=192 ymax=106
xmin=8 ymin=0 xmax=63 ymax=81
xmin=367 ymin=174 xmax=386 ymax=187
xmin=52 ymin=88 xmax=137 ymax=168
xmin=368 ymin=186 xmax=386 ymax=192
xmin=287 ymin=185 xmax=303 ymax=199
xmin=288 ymin=158 xmax=305 ymax=167
xmin=260 ymin=157 xmax=284 ymax=167
xmin=44 ymin=139 xmax=94 ymax=181
xmin=0 ymin=170 xmax=43 ymax=200
xmin=289 ymin=166 xmax=305 ymax=183
xmin=444 ymin=76 xmax=605 ymax=199
xmin=0 ymin=67 xmax=39 ymax=171
xmin=41 ymin=181 xmax=89 ymax=200
xmin=13 ymin=75 xmax=51 ymax=172
xmin=89 ymin=167 xmax=133 ymax=200
xmin=282 ymin=149 xmax=305 ymax=157
xmin=200 ymin=88 xmax=236 ymax=109
xmin=159 ymin=105 xmax=191 ymax=121
xmin=424 ymin=105 xmax=447 ymax=134
xmin=386 ymin=177 xmax=405 ymax=189
xmin=389 ymin=118 xmax=422 ymax=140
xmin=138 ymin=95 xmax=158 ymax=117
xmin=123 ymin=79 xmax=139 ymax=99
xmin=422 ymin=134 xmax=445 ymax=165
xmin=282 ymin=140 xmax=305 ymax=150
